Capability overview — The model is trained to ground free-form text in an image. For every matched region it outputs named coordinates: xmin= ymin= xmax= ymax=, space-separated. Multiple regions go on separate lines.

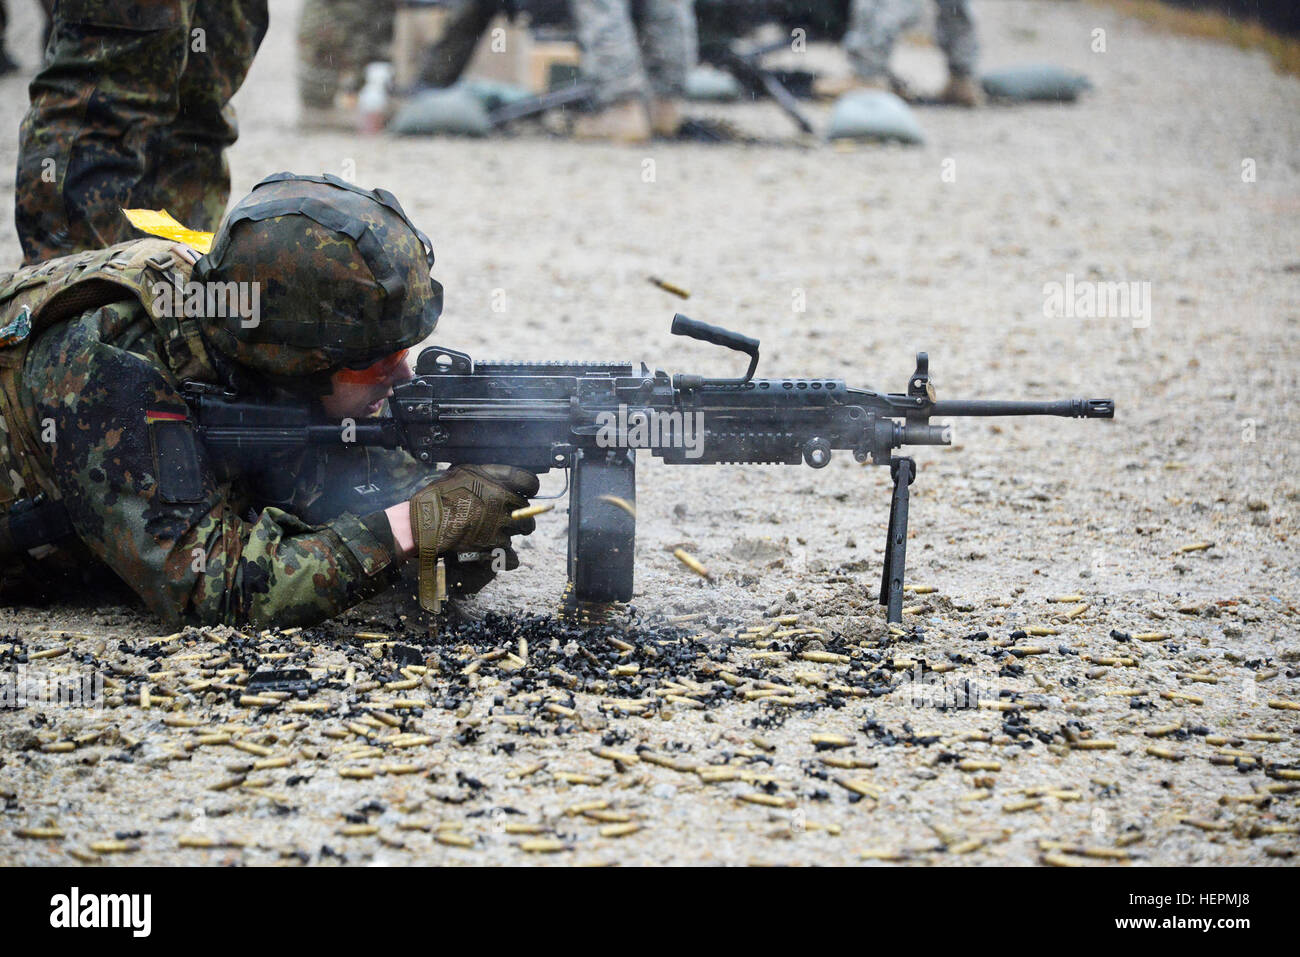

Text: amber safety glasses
xmin=336 ymin=349 xmax=410 ymax=385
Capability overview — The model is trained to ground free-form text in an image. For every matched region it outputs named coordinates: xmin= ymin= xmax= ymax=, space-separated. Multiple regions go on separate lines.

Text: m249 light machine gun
xmin=188 ymin=315 xmax=1114 ymax=621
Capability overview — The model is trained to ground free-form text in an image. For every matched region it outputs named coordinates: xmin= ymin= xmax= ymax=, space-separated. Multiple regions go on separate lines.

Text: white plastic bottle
xmin=357 ymin=62 xmax=393 ymax=135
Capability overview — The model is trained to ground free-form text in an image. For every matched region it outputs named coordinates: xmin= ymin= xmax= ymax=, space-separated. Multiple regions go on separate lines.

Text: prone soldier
xmin=0 ymin=173 xmax=539 ymax=627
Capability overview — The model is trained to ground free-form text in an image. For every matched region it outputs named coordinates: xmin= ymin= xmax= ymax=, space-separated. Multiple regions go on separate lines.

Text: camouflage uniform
xmin=572 ymin=0 xmax=697 ymax=104
xmin=844 ymin=0 xmax=977 ymax=82
xmin=0 ymin=240 xmax=435 ymax=627
xmin=297 ymin=0 xmax=397 ymax=109
xmin=0 ymin=174 xmax=446 ymax=628
xmin=13 ymin=1 xmax=269 ymax=266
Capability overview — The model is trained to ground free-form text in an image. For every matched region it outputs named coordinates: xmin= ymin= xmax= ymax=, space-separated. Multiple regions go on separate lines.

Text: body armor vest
xmin=0 ymin=238 xmax=212 ymax=556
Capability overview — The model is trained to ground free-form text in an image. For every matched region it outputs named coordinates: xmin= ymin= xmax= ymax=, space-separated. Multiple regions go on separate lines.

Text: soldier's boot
xmin=571 ymin=99 xmax=652 ymax=144
xmin=939 ymin=73 xmax=983 ymax=108
xmin=648 ymin=98 xmax=682 ymax=138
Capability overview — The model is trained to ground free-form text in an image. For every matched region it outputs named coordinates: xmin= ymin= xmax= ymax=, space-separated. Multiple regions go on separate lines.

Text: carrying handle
xmin=670 ymin=313 xmax=760 ymax=387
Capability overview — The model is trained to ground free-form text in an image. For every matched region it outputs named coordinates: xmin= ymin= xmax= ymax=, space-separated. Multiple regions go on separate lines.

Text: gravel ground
xmin=0 ymin=0 xmax=1297 ymax=866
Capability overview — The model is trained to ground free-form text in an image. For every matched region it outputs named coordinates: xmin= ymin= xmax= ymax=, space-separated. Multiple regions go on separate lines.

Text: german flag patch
xmin=148 ymin=412 xmax=203 ymax=504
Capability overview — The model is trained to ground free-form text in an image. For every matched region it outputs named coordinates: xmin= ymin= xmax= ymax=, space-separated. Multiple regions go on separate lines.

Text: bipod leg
xmin=878 ymin=457 xmax=916 ymax=624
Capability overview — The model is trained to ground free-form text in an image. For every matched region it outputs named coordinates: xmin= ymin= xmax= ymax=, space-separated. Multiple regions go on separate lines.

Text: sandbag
xmin=826 ymin=90 xmax=924 ymax=144
xmin=388 ymin=86 xmax=492 ymax=136
xmin=685 ymin=66 xmax=743 ymax=102
xmin=981 ymin=64 xmax=1092 ymax=102
xmin=461 ymin=79 xmax=534 ymax=112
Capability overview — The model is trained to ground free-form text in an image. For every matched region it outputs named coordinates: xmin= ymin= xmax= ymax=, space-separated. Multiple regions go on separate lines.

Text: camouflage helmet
xmin=193 ymin=172 xmax=443 ymax=381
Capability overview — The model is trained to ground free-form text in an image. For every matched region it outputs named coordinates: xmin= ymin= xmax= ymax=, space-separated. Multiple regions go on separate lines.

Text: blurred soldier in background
xmin=297 ymin=0 xmax=398 ymax=129
xmin=0 ymin=0 xmax=15 ymax=74
xmin=837 ymin=0 xmax=980 ymax=106
xmin=571 ymin=0 xmax=697 ymax=142
xmin=407 ymin=0 xmax=696 ymax=143
xmin=13 ymin=1 xmax=269 ymax=265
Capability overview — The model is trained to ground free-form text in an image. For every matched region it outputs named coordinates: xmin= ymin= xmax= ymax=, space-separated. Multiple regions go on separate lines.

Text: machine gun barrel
xmin=929 ymin=398 xmax=1115 ymax=418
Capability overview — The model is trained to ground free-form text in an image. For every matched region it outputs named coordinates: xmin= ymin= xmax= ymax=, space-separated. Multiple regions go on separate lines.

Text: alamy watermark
xmin=150 ymin=278 xmax=261 ymax=328
xmin=595 ymin=405 xmax=705 ymax=459
xmin=1 ymin=664 xmax=104 ymax=709
xmin=1043 ymin=273 xmax=1151 ymax=329
xmin=50 ymin=887 xmax=151 ymax=937
xmin=899 ymin=665 xmax=996 ymax=710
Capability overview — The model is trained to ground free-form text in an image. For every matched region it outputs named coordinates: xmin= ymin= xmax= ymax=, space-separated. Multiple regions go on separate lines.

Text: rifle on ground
xmin=186 ymin=315 xmax=1114 ymax=621
xmin=482 ymin=52 xmax=812 ymax=135
xmin=700 ymin=38 xmax=816 ymax=134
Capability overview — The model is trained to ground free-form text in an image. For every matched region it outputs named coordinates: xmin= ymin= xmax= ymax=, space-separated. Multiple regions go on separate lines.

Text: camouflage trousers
xmin=572 ymin=0 xmax=697 ymax=104
xmin=415 ymin=0 xmax=498 ymax=90
xmin=13 ymin=1 xmax=268 ymax=266
xmin=844 ymin=0 xmax=978 ymax=81
xmin=297 ymin=0 xmax=397 ymax=108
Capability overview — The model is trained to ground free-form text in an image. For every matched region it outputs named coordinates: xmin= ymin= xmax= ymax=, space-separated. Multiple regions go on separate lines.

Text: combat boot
xmin=939 ymin=74 xmax=983 ymax=108
xmin=571 ymin=99 xmax=652 ymax=144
